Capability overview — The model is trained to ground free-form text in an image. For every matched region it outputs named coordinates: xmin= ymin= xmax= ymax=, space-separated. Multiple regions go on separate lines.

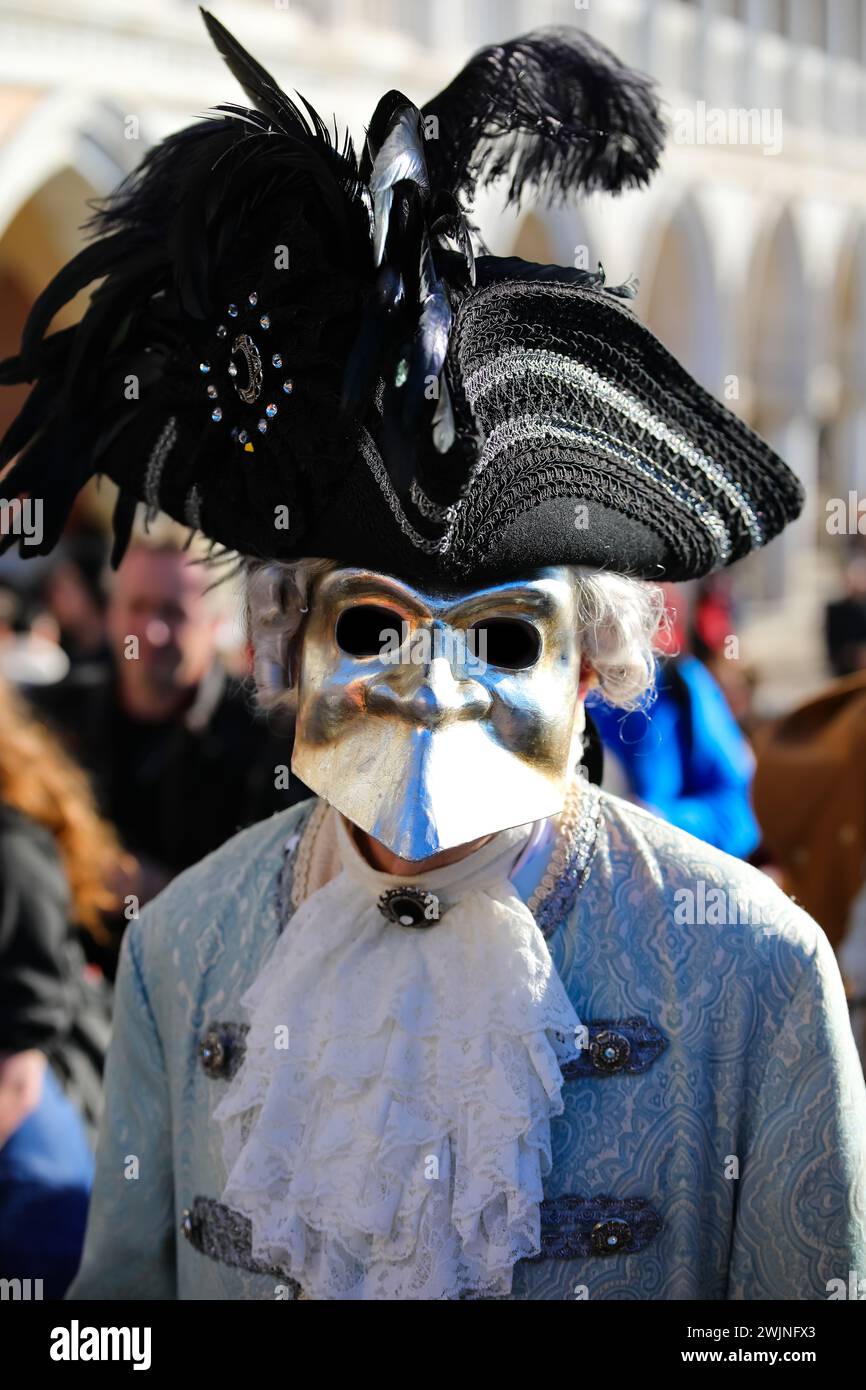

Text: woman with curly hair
xmin=0 ymin=676 xmax=120 ymax=1297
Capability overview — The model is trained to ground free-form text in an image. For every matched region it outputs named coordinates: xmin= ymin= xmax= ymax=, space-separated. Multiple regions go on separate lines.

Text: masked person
xmin=2 ymin=12 xmax=864 ymax=1303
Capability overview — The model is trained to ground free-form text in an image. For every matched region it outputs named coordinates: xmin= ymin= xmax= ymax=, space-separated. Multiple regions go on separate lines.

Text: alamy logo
xmin=671 ymin=101 xmax=783 ymax=156
xmin=826 ymin=492 xmax=866 ymax=535
xmin=826 ymin=1270 xmax=866 ymax=1299
xmin=0 ymin=497 xmax=43 ymax=546
xmin=673 ymin=881 xmax=775 ymax=927
xmin=379 ymin=622 xmax=488 ymax=671
xmin=0 ymin=1277 xmax=43 ymax=1300
xmin=49 ymin=1320 xmax=152 ymax=1370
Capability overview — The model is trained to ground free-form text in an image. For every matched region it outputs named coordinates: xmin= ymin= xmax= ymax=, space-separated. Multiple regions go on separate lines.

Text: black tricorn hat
xmin=0 ymin=9 xmax=803 ymax=582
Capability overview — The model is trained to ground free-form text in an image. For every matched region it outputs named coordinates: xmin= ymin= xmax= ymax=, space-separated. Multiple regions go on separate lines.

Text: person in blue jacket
xmin=589 ymin=654 xmax=761 ymax=859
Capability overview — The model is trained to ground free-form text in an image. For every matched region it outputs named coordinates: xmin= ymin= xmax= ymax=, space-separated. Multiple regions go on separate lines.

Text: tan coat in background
xmin=753 ymin=670 xmax=866 ymax=950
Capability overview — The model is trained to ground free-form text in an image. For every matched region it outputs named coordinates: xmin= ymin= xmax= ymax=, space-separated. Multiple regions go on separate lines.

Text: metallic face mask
xmin=291 ymin=566 xmax=583 ymax=861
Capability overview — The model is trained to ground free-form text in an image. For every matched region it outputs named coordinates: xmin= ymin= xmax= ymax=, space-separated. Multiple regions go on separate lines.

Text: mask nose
xmin=366 ymin=621 xmax=492 ymax=730
xmin=405 ymin=656 xmax=491 ymax=729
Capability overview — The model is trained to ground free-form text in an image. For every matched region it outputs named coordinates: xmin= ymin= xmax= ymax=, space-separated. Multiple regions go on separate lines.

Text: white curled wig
xmin=571 ymin=567 xmax=667 ymax=708
xmin=245 ymin=558 xmax=666 ymax=718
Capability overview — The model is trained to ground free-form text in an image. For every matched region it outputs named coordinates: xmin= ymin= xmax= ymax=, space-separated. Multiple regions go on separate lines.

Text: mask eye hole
xmin=470 ymin=618 xmax=541 ymax=670
xmin=335 ymin=604 xmax=404 ymax=658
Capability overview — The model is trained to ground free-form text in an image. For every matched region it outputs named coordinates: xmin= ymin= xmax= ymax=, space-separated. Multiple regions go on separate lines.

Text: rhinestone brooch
xmin=377 ymin=886 xmax=441 ymax=928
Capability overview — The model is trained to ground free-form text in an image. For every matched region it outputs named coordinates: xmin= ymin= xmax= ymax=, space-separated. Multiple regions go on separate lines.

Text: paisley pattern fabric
xmin=67 ymin=793 xmax=866 ymax=1301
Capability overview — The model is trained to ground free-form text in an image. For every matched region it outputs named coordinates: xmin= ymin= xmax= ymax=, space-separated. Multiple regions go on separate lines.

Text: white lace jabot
xmin=213 ymin=809 xmax=584 ymax=1300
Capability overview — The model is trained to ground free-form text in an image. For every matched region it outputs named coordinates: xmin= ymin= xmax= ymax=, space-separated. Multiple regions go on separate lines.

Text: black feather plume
xmin=421 ymin=27 xmax=665 ymax=207
xmin=201 ymin=8 xmax=314 ymax=138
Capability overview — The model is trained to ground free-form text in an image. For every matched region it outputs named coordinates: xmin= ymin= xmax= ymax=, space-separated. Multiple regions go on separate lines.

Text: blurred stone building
xmin=2 ymin=0 xmax=866 ymax=706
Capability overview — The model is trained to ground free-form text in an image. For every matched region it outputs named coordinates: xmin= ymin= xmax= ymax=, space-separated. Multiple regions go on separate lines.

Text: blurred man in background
xmin=36 ymin=523 xmax=309 ymax=977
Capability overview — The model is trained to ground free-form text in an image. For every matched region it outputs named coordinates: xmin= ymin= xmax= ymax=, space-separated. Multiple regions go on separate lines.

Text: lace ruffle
xmin=213 ymin=823 xmax=583 ymax=1300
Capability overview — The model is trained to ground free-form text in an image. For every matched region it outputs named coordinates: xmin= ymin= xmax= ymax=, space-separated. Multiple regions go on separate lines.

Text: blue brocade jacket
xmin=67 ymin=786 xmax=866 ymax=1301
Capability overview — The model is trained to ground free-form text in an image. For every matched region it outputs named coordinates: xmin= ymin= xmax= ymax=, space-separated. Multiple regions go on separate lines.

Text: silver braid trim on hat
xmin=357 ymin=428 xmax=455 ymax=555
xmin=409 ymin=479 xmax=459 ymax=524
xmin=463 ymin=350 xmax=763 ymax=549
xmin=475 ymin=414 xmax=732 ymax=567
xmin=143 ymin=416 xmax=178 ymax=523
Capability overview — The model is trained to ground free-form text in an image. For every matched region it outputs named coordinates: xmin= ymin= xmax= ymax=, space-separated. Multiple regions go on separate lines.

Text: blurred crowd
xmin=1 ymin=495 xmax=866 ymax=1296
xmin=0 ymin=498 xmax=310 ymax=1295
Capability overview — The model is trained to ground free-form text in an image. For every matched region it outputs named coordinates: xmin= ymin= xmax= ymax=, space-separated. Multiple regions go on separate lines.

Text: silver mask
xmin=290 ymin=565 xmax=583 ymax=861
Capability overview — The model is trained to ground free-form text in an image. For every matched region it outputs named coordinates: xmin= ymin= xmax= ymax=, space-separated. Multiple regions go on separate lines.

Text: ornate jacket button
xmin=198 ymin=1022 xmax=249 ymax=1080
xmin=531 ymin=1194 xmax=662 ymax=1260
xmin=561 ymin=1017 xmax=667 ymax=1080
xmin=180 ymin=1208 xmax=196 ymax=1241
xmin=590 ymin=1218 xmax=633 ymax=1255
xmin=590 ymin=1029 xmax=631 ymax=1073
xmin=199 ymin=1028 xmax=227 ymax=1077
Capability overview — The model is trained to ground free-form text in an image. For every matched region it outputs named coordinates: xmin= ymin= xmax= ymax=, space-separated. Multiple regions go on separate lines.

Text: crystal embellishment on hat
xmin=203 ymin=293 xmax=291 ymax=440
xmin=378 ymin=886 xmax=441 ymax=927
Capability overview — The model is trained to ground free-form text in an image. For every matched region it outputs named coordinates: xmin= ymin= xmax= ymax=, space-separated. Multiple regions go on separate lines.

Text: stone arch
xmin=640 ymin=192 xmax=723 ymax=393
xmin=0 ymin=95 xmax=138 ymax=443
xmin=746 ymin=204 xmax=810 ymax=430
xmin=0 ymin=164 xmax=108 ymax=576
xmin=0 ymin=166 xmax=105 ymax=444
xmin=0 ymin=92 xmax=132 ymax=242
xmin=509 ymin=211 xmax=557 ymax=264
xmin=502 ymin=202 xmax=595 ymax=275
xmin=740 ymin=204 xmax=813 ymax=602
xmin=824 ymin=218 xmax=866 ymax=503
